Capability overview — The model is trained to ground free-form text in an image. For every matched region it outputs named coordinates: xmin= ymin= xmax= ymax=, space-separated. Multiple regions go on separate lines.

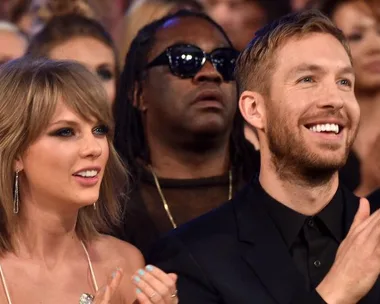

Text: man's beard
xmin=266 ymin=113 xmax=351 ymax=186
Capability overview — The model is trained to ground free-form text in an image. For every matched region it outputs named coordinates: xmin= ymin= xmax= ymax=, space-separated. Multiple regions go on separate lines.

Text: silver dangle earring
xmin=93 ymin=202 xmax=96 ymax=210
xmin=13 ymin=170 xmax=19 ymax=214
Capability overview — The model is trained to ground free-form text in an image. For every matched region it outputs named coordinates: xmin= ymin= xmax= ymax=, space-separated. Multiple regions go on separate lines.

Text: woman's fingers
xmin=134 ymin=276 xmax=162 ymax=303
xmin=92 ymin=286 xmax=110 ymax=304
xmin=168 ymin=273 xmax=178 ymax=283
xmin=146 ymin=265 xmax=177 ymax=287
xmin=93 ymin=268 xmax=123 ymax=304
xmin=132 ymin=265 xmax=178 ymax=303
xmin=135 ymin=287 xmax=166 ymax=304
xmin=107 ymin=268 xmax=123 ymax=295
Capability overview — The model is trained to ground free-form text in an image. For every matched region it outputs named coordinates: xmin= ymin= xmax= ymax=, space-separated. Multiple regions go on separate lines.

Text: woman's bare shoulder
xmin=90 ymin=236 xmax=144 ymax=303
xmin=93 ymin=234 xmax=145 ymax=274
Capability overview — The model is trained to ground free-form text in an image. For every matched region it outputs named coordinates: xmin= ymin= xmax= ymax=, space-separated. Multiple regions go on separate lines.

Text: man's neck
xmin=259 ymin=154 xmax=339 ymax=216
xmin=354 ymin=90 xmax=380 ymax=157
xmin=147 ymin=135 xmax=231 ymax=179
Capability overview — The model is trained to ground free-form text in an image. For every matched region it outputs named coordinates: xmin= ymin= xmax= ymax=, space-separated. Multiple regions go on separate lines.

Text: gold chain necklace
xmin=149 ymin=165 xmax=233 ymax=228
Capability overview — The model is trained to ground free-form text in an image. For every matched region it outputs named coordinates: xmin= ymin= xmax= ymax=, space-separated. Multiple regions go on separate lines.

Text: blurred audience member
xmin=291 ymin=0 xmax=315 ymax=10
xmin=0 ymin=21 xmax=27 ymax=64
xmin=320 ymin=0 xmax=380 ymax=196
xmin=26 ymin=14 xmax=118 ymax=104
xmin=113 ymin=10 xmax=259 ymax=253
xmin=89 ymin=0 xmax=130 ymax=45
xmin=6 ymin=0 xmax=33 ymax=35
xmin=29 ymin=0 xmax=95 ymax=35
xmin=200 ymin=0 xmax=291 ymax=50
xmin=367 ymin=0 xmax=380 ymax=21
xmin=29 ymin=0 xmax=129 ymax=41
xmin=0 ymin=1 xmax=7 ymax=19
xmin=119 ymin=0 xmax=202 ymax=66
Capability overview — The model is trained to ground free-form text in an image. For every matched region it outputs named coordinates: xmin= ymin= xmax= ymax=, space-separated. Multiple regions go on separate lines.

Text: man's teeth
xmin=76 ymin=170 xmax=98 ymax=177
xmin=309 ymin=123 xmax=340 ymax=134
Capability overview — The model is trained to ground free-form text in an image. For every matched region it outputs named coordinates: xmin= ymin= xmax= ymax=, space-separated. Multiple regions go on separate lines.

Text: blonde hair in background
xmin=0 ymin=57 xmax=128 ymax=255
xmin=235 ymin=9 xmax=352 ymax=96
xmin=118 ymin=0 xmax=177 ymax=65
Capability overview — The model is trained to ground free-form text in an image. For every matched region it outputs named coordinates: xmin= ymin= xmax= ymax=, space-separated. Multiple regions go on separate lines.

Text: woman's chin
xmin=74 ymin=196 xmax=99 ymax=209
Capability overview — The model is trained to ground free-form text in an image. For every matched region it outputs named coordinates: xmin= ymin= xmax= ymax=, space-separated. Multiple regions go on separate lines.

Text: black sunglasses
xmin=145 ymin=44 xmax=239 ymax=81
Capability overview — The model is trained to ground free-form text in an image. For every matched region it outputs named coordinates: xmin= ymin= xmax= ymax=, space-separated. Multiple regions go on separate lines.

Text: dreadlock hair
xmin=113 ymin=9 xmax=259 ymax=187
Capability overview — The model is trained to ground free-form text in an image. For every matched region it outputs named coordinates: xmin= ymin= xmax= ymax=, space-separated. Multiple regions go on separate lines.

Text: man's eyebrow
xmin=286 ymin=63 xmax=325 ymax=77
xmin=337 ymin=65 xmax=355 ymax=76
xmin=286 ymin=63 xmax=354 ymax=78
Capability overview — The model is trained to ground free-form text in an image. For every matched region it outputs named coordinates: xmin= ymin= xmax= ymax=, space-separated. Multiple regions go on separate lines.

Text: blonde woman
xmin=0 ymin=57 xmax=178 ymax=304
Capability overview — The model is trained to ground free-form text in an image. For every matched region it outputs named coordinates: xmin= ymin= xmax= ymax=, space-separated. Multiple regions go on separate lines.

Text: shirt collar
xmin=316 ymin=188 xmax=344 ymax=242
xmin=256 ymin=181 xmax=344 ymax=249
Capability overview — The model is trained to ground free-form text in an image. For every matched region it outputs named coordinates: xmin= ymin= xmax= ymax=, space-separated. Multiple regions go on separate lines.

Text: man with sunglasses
xmin=113 ymin=11 xmax=259 ymax=254
xmin=147 ymin=10 xmax=380 ymax=304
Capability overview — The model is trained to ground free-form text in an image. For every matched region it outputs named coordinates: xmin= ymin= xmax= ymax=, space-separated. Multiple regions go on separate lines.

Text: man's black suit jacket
xmin=368 ymin=189 xmax=380 ymax=203
xmin=147 ymin=181 xmax=380 ymax=304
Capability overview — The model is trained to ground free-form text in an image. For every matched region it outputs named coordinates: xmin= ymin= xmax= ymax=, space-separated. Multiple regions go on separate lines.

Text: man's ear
xmin=133 ymin=81 xmax=147 ymax=112
xmin=239 ymin=90 xmax=266 ymax=130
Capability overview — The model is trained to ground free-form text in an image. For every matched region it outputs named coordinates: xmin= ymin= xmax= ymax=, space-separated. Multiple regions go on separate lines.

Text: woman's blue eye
xmin=93 ymin=125 xmax=109 ymax=135
xmin=52 ymin=128 xmax=74 ymax=137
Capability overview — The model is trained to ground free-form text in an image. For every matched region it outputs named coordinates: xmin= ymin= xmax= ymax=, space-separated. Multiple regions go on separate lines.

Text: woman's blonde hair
xmin=0 ymin=57 xmax=128 ymax=254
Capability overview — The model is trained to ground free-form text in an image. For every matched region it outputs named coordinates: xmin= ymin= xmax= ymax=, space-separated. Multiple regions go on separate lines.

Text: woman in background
xmin=27 ymin=14 xmax=118 ymax=105
xmin=4 ymin=0 xmax=33 ymax=36
xmin=29 ymin=0 xmax=95 ymax=35
xmin=319 ymin=0 xmax=380 ymax=196
xmin=0 ymin=57 xmax=178 ymax=303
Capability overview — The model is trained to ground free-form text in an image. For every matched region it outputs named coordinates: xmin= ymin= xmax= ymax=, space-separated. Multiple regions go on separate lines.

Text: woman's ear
xmin=14 ymin=155 xmax=23 ymax=173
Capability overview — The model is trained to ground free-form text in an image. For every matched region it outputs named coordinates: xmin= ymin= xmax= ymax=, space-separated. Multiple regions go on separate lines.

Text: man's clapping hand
xmin=317 ymin=198 xmax=380 ymax=303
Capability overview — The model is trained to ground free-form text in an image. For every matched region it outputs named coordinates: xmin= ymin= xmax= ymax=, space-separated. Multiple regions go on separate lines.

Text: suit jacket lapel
xmin=234 ymin=183 xmax=304 ymax=304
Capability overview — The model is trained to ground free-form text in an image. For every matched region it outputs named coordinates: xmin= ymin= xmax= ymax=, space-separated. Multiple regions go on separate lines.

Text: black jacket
xmin=147 ymin=181 xmax=380 ymax=304
xmin=368 ymin=189 xmax=380 ymax=203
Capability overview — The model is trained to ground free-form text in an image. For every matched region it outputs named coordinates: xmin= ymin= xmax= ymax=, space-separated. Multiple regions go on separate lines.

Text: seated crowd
xmin=0 ymin=0 xmax=379 ymax=303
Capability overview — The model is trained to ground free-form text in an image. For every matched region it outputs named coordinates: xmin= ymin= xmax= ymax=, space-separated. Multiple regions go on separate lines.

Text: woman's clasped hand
xmin=93 ymin=266 xmax=178 ymax=304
